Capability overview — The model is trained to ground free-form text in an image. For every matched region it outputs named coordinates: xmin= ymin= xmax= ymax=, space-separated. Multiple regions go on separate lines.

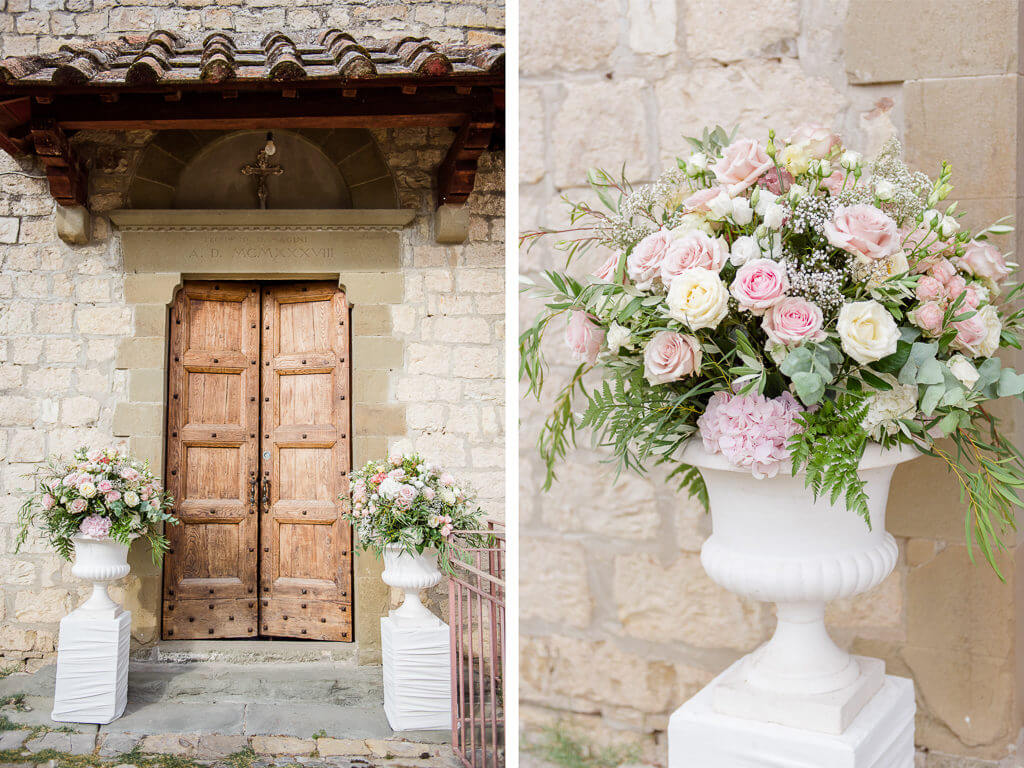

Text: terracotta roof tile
xmin=0 ymin=29 xmax=504 ymax=90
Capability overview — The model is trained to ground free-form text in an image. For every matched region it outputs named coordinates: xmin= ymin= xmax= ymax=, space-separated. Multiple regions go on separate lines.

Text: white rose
xmin=79 ymin=482 xmax=97 ymax=499
xmin=729 ymin=235 xmax=760 ymax=266
xmin=977 ymin=304 xmax=1002 ymax=357
xmin=708 ymin=191 xmax=734 ymax=221
xmin=378 ymin=477 xmax=401 ymax=499
xmin=763 ymin=203 xmax=786 ymax=230
xmin=863 ymin=374 xmax=918 ymax=440
xmin=947 ymin=354 xmax=980 ymax=388
xmin=874 ymin=179 xmax=895 ymax=201
xmin=666 ymin=269 xmax=729 ymax=331
xmin=840 ymin=150 xmax=862 ymax=170
xmin=816 ymin=159 xmax=832 ymax=178
xmin=731 ymin=197 xmax=753 ymax=225
xmin=440 ymin=487 xmax=456 ymax=505
xmin=940 ymin=215 xmax=960 ymax=239
xmin=124 ymin=491 xmax=140 ymax=508
xmin=685 ymin=152 xmax=707 ymax=176
xmin=753 ymin=189 xmax=777 ymax=215
xmin=836 ymin=300 xmax=900 ymax=364
xmin=606 ymin=322 xmax=632 ymax=354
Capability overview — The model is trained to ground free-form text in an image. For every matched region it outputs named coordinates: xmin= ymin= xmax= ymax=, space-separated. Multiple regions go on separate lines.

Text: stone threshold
xmin=131 ymin=640 xmax=359 ymax=665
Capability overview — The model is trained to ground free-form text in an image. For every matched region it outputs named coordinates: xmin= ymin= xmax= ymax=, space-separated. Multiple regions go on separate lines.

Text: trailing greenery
xmin=523 ymin=724 xmax=640 ymax=768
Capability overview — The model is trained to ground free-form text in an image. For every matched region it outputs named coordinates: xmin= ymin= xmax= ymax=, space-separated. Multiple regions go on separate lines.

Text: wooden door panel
xmin=260 ymin=282 xmax=352 ymax=641
xmin=163 ymin=281 xmax=260 ymax=640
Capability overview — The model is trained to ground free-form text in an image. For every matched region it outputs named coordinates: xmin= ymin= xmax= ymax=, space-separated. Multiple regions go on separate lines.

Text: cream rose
xmin=947 ymin=354 xmax=980 ymax=388
xmin=836 ymin=300 xmax=900 ymax=364
xmin=643 ymin=331 xmax=702 ymax=384
xmin=666 ymin=269 xmax=729 ymax=331
xmin=786 ymin=123 xmax=841 ymax=159
xmin=825 ymin=204 xmax=899 ymax=260
xmin=711 ymin=138 xmax=773 ymax=195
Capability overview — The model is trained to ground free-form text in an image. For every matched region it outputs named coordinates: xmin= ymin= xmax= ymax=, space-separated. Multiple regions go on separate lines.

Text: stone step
xmin=131 ymin=640 xmax=359 ymax=665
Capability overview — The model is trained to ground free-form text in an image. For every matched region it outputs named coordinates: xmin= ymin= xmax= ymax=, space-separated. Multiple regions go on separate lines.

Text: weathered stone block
xmin=353 ymin=404 xmax=407 ymax=436
xmin=352 ymin=337 xmax=403 ymax=370
xmin=76 ymin=305 xmax=132 ymax=335
xmin=904 ymin=75 xmax=1018 ymax=200
xmin=14 ymin=587 xmax=73 ymax=622
xmin=352 ymin=304 xmax=392 ymax=336
xmin=684 ymin=0 xmax=796 ymax=62
xmin=521 ymin=0 xmax=617 ymax=74
xmin=629 ymin=0 xmax=677 ymax=55
xmin=252 ymin=736 xmax=315 ymax=755
xmin=133 ymin=303 xmax=168 ymax=337
xmin=613 ymin=552 xmax=766 ymax=650
xmin=434 ymin=203 xmax=469 ymax=244
xmin=55 ymin=204 xmax=90 ymax=245
xmin=845 ymin=0 xmax=1017 ymax=84
xmin=316 ymin=737 xmax=371 ymax=756
xmin=112 ymin=402 xmax=163 ymax=437
xmin=123 ymin=272 xmax=181 ymax=305
xmin=520 ymin=537 xmax=592 ymax=628
xmin=115 ymin=337 xmax=166 ymax=369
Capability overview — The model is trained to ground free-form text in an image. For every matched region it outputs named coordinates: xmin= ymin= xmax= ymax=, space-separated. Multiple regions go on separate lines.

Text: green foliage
xmin=788 ymin=395 xmax=871 ymax=525
xmin=524 ymin=724 xmax=641 ymax=768
xmin=779 ymin=341 xmax=842 ymax=405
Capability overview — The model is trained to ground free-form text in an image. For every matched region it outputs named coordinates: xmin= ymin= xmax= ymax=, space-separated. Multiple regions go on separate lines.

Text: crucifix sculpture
xmin=241 ymin=132 xmax=284 ymax=209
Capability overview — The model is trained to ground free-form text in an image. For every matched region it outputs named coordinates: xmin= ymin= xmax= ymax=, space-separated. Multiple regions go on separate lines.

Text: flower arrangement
xmin=16 ymin=447 xmax=177 ymax=562
xmin=344 ymin=453 xmax=484 ymax=570
xmin=521 ymin=124 xmax=1024 ymax=575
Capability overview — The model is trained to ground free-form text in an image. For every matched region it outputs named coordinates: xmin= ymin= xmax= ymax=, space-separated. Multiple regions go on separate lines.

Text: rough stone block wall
xmin=520 ymin=1 xmax=1023 ymax=766
xmin=0 ymin=1 xmax=504 ymax=667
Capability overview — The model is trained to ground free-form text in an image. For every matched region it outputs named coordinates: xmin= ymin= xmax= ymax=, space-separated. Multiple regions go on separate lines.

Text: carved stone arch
xmin=127 ymin=128 xmax=399 ymax=209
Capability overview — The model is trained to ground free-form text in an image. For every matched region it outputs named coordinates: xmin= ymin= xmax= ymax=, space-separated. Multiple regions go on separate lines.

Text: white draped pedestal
xmin=668 ymin=660 xmax=915 ymax=768
xmin=381 ymin=615 xmax=452 ymax=731
xmin=51 ymin=607 xmax=131 ymax=725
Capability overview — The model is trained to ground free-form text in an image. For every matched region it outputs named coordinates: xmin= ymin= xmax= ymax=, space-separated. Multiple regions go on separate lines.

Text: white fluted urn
xmin=381 ymin=543 xmax=443 ymax=628
xmin=70 ymin=536 xmax=130 ymax=617
xmin=684 ymin=440 xmax=918 ymax=734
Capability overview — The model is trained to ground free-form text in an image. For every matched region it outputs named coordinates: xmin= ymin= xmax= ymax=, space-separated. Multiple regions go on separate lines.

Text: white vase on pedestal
xmin=669 ymin=441 xmax=918 ymax=768
xmin=51 ymin=536 xmax=132 ymax=725
xmin=382 ymin=543 xmax=444 ymax=628
xmin=380 ymin=543 xmax=451 ymax=731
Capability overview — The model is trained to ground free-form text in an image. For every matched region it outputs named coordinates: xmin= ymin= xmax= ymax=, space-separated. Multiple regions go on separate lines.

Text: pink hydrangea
xmin=697 ymin=391 xmax=806 ymax=478
xmin=79 ymin=514 xmax=112 ymax=539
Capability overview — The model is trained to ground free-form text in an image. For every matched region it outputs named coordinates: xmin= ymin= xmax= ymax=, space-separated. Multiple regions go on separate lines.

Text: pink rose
xmin=946 ymin=275 xmax=967 ymax=299
xmin=712 ymin=139 xmax=773 ymax=194
xmin=42 ymin=494 xmax=55 ymax=510
xmin=70 ymin=498 xmax=88 ymax=514
xmin=761 ymin=297 xmax=826 ymax=346
xmin=97 ymin=480 xmax=113 ymax=493
xmin=960 ymin=240 xmax=1010 ymax=284
xmin=642 ymin=331 xmax=702 ymax=385
xmin=757 ymin=167 xmax=793 ymax=195
xmin=660 ymin=232 xmax=727 ymax=283
xmin=594 ymin=252 xmax=625 ymax=283
xmin=565 ymin=310 xmax=604 ymax=365
xmin=953 ymin=313 xmax=986 ymax=354
xmin=730 ymin=258 xmax=790 ymax=314
xmin=824 ymin=204 xmax=898 ymax=260
xmin=105 ymin=491 xmax=121 ymax=503
xmin=930 ymin=258 xmax=957 ymax=285
xmin=395 ymin=484 xmax=417 ymax=508
xmin=422 ymin=487 xmax=435 ymax=501
xmin=963 ymin=285 xmax=983 ymax=309
xmin=682 ymin=187 xmax=722 ymax=213
xmin=628 ymin=229 xmax=674 ymax=289
xmin=786 ymin=123 xmax=841 ymax=158
xmin=915 ymin=275 xmax=945 ymax=302
xmin=911 ymin=301 xmax=944 ymax=336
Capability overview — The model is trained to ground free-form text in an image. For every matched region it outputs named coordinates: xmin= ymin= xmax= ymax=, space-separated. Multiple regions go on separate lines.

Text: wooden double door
xmin=161 ymin=281 xmax=353 ymax=641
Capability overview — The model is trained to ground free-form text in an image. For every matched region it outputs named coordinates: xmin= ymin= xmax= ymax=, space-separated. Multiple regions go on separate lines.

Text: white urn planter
xmin=380 ymin=543 xmax=451 ymax=731
xmin=382 ymin=543 xmax=444 ymax=628
xmin=51 ymin=536 xmax=132 ymax=725
xmin=669 ymin=442 xmax=918 ymax=768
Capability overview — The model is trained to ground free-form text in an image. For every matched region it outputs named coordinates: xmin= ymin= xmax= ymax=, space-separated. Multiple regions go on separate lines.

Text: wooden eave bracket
xmin=0 ymin=97 xmax=31 ymax=157
xmin=29 ymin=118 xmax=87 ymax=207
xmin=436 ymin=112 xmax=495 ymax=207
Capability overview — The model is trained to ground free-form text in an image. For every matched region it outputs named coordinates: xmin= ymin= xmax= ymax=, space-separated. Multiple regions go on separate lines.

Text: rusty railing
xmin=449 ymin=522 xmax=505 ymax=768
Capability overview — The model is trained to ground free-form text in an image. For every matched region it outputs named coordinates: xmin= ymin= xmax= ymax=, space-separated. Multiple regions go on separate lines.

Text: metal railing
xmin=449 ymin=522 xmax=505 ymax=768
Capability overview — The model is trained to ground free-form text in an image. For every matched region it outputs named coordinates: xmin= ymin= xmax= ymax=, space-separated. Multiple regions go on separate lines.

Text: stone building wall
xmin=0 ymin=1 xmax=505 ymax=668
xmin=520 ymin=1 xmax=1023 ymax=765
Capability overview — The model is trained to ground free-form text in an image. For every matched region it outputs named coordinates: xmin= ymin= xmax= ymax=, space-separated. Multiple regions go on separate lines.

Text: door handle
xmin=248 ymin=477 xmax=257 ymax=514
xmin=261 ymin=478 xmax=270 ymax=512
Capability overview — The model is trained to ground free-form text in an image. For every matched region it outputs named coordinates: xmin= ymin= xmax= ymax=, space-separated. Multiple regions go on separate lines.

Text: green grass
xmin=0 ymin=745 xmax=269 ymax=768
xmin=524 ymin=724 xmax=641 ymax=768
xmin=0 ymin=693 xmax=29 ymax=711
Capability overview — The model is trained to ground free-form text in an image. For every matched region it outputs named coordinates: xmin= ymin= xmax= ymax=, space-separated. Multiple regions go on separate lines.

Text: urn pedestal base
xmin=51 ymin=608 xmax=131 ymax=725
xmin=669 ymin=660 xmax=914 ymax=768
xmin=381 ymin=615 xmax=451 ymax=731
